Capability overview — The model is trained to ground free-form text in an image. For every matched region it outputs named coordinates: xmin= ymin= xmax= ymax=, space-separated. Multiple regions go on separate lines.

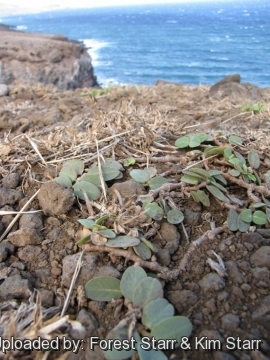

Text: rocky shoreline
xmin=0 ymin=25 xmax=98 ymax=91
xmin=0 ymin=26 xmax=270 ymax=360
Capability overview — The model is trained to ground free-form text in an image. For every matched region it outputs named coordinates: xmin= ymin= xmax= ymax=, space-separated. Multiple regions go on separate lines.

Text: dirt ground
xmin=0 ymin=78 xmax=270 ymax=360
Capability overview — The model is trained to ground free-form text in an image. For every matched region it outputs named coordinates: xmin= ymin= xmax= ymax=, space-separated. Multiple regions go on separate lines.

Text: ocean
xmin=1 ymin=1 xmax=270 ymax=88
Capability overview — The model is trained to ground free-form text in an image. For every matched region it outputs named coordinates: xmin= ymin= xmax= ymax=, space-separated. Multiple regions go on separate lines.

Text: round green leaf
xmin=105 ymin=235 xmax=140 ymax=248
xmin=85 ymin=276 xmax=122 ymax=301
xmin=206 ymin=184 xmax=228 ymax=202
xmin=133 ymin=242 xmax=152 ymax=260
xmin=196 ymin=133 xmax=208 ymax=142
xmin=208 ymin=170 xmax=223 ymax=176
xmin=78 ymin=219 xmax=95 ymax=229
xmin=87 ymin=165 xmax=121 ymax=181
xmin=237 ymin=215 xmax=250 ymax=232
xmin=151 ymin=316 xmax=192 ymax=347
xmin=181 ymin=174 xmax=200 ymax=185
xmin=130 ymin=169 xmax=151 ymax=183
xmin=148 ymin=176 xmax=170 ymax=190
xmin=252 ymin=211 xmax=267 ymax=225
xmin=197 ymin=190 xmax=210 ymax=207
xmin=62 ymin=159 xmax=84 ymax=175
xmin=189 ymin=135 xmax=201 ymax=148
xmin=145 ymin=167 xmax=157 ymax=178
xmin=97 ymin=229 xmax=116 ymax=239
xmin=140 ymin=237 xmax=158 ymax=252
xmin=59 ymin=166 xmax=78 ymax=182
xmin=240 ymin=209 xmax=252 ymax=223
xmin=104 ymin=326 xmax=136 ymax=360
xmin=175 ymin=136 xmax=190 ymax=148
xmin=132 ymin=277 xmax=163 ymax=307
xmin=80 ymin=173 xmax=101 ymax=186
xmin=188 ymin=167 xmax=209 ymax=180
xmin=248 ymin=150 xmax=260 ymax=169
xmin=103 ymin=158 xmax=124 ymax=171
xmin=73 ymin=181 xmax=101 ymax=200
xmin=191 ymin=190 xmax=200 ymax=202
xmin=227 ymin=209 xmax=238 ymax=231
xmin=229 ymin=169 xmax=240 ymax=177
xmin=266 ymin=208 xmax=270 ymax=222
xmin=167 ymin=209 xmax=184 ymax=224
xmin=224 ymin=148 xmax=233 ymax=159
xmin=137 ymin=343 xmax=167 ymax=360
xmin=142 ymin=298 xmax=174 ymax=330
xmin=144 ymin=203 xmax=164 ymax=221
xmin=120 ymin=265 xmax=147 ymax=301
xmin=54 ymin=175 xmax=72 ymax=188
xmin=229 ymin=135 xmax=243 ymax=145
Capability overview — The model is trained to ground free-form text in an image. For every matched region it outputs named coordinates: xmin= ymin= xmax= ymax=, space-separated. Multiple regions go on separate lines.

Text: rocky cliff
xmin=0 ymin=25 xmax=98 ymax=90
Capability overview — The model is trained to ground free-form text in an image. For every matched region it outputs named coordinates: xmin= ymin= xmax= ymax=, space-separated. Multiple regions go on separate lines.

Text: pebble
xmin=94 ymin=265 xmax=121 ymax=279
xmin=0 ymin=84 xmax=9 ymax=97
xmin=252 ymin=267 xmax=270 ymax=283
xmin=242 ymin=232 xmax=264 ymax=244
xmin=156 ymin=248 xmax=171 ymax=266
xmin=199 ymin=273 xmax=225 ymax=292
xmin=218 ymin=291 xmax=229 ymax=302
xmin=225 ymin=260 xmax=244 ymax=284
xmin=252 ymin=295 xmax=270 ymax=331
xmin=0 ymin=274 xmax=32 ymax=300
xmin=166 ymin=290 xmax=198 ymax=313
xmin=1 ymin=173 xmax=20 ymax=189
xmin=38 ymin=181 xmax=75 ymax=215
xmin=19 ymin=212 xmax=43 ymax=230
xmin=0 ymin=243 xmax=9 ymax=262
xmin=7 ymin=228 xmax=43 ymax=246
xmin=39 ymin=289 xmax=54 ymax=307
xmin=76 ymin=309 xmax=99 ymax=337
xmin=61 ymin=252 xmax=98 ymax=288
xmin=256 ymin=229 xmax=270 ymax=238
xmin=0 ymin=188 xmax=23 ymax=207
xmin=231 ymin=286 xmax=245 ymax=299
xmin=241 ymin=283 xmax=251 ymax=292
xmin=221 ymin=313 xmax=240 ymax=330
xmin=250 ymin=246 xmax=270 ymax=269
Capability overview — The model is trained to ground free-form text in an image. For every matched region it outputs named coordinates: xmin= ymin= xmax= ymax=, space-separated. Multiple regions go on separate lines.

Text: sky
xmin=1 ymin=0 xmax=220 ymax=16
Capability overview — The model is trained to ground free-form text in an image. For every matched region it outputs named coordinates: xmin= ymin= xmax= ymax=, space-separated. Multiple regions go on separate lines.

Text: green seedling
xmin=175 ymin=132 xmax=213 ymax=149
xmin=241 ymin=102 xmax=266 ymax=113
xmin=227 ymin=208 xmax=269 ymax=232
xmin=85 ymin=265 xmax=192 ymax=360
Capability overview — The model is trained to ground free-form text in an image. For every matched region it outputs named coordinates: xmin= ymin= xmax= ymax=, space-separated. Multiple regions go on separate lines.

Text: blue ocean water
xmin=1 ymin=1 xmax=270 ymax=87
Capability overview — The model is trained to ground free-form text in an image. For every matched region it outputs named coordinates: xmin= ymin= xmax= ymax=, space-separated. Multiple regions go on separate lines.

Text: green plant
xmin=174 ymin=132 xmax=213 ymax=149
xmin=241 ymin=102 xmax=266 ymax=113
xmin=85 ymin=265 xmax=192 ymax=360
xmin=54 ymin=158 xmax=124 ymax=200
xmin=79 ymin=87 xmax=112 ymax=98
xmin=227 ymin=207 xmax=269 ymax=232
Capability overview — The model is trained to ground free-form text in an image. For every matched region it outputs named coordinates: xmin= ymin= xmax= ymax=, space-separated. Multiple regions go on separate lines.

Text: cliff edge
xmin=0 ymin=26 xmax=98 ymax=90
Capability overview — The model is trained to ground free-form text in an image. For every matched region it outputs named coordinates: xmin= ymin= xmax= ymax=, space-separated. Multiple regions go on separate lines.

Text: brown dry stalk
xmin=223 ymin=173 xmax=270 ymax=197
xmin=83 ymin=225 xmax=225 ymax=281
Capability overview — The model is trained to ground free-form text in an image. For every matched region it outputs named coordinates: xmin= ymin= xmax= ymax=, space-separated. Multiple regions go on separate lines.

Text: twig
xmin=25 ymin=135 xmax=47 ymax=165
xmin=83 ymin=224 xmax=225 ymax=281
xmin=0 ymin=189 xmax=40 ymax=242
xmin=223 ymin=173 xmax=270 ymax=197
xmin=60 ymin=251 xmax=84 ymax=318
xmin=178 ymin=225 xmax=225 ymax=272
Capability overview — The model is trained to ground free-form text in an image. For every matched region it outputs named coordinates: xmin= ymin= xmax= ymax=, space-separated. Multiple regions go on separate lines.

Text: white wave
xmin=98 ymin=77 xmax=121 ymax=87
xmin=16 ymin=25 xmax=27 ymax=30
xmin=81 ymin=38 xmax=110 ymax=67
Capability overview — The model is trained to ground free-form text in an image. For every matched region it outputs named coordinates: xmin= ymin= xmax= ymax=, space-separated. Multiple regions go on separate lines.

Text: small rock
xmin=39 ymin=289 xmax=54 ymax=307
xmin=250 ymin=246 xmax=270 ymax=269
xmin=38 ymin=181 xmax=75 ymax=215
xmin=213 ymin=352 xmax=236 ymax=360
xmin=62 ymin=252 xmax=98 ymax=288
xmin=2 ymin=241 xmax=15 ymax=254
xmin=19 ymin=212 xmax=43 ymax=230
xmin=198 ymin=329 xmax=224 ymax=344
xmin=156 ymin=248 xmax=171 ymax=266
xmin=251 ymin=267 xmax=270 ymax=283
xmin=1 ymin=173 xmax=20 ymax=189
xmin=10 ymin=261 xmax=25 ymax=270
xmin=199 ymin=273 xmax=225 ymax=292
xmin=231 ymin=286 xmax=245 ymax=299
xmin=218 ymin=291 xmax=229 ymax=302
xmin=166 ymin=290 xmax=198 ymax=313
xmin=256 ymin=229 xmax=270 ymax=238
xmin=109 ymin=180 xmax=146 ymax=200
xmin=0 ymin=84 xmax=9 ymax=97
xmin=7 ymin=228 xmax=43 ymax=246
xmin=184 ymin=208 xmax=201 ymax=226
xmin=76 ymin=309 xmax=99 ymax=337
xmin=221 ymin=313 xmax=240 ymax=330
xmin=0 ymin=188 xmax=23 ymax=207
xmin=159 ymin=223 xmax=180 ymax=254
xmin=18 ymin=245 xmax=42 ymax=263
xmin=0 ymin=274 xmax=32 ymax=300
xmin=242 ymin=232 xmax=265 ymax=245
xmin=94 ymin=265 xmax=121 ymax=279
xmin=252 ymin=295 xmax=270 ymax=331
xmin=225 ymin=260 xmax=243 ymax=284
xmin=0 ymin=243 xmax=9 ymax=262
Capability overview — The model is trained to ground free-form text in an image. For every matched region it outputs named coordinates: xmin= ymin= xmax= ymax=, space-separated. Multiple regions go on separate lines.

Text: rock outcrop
xmin=0 ymin=26 xmax=98 ymax=90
